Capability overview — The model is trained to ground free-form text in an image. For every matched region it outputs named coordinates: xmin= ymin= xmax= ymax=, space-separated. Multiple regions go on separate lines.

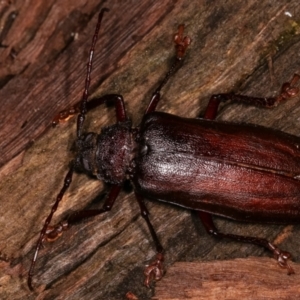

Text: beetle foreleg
xmin=28 ymin=184 xmax=121 ymax=290
xmin=47 ymin=184 xmax=122 ymax=237
xmin=53 ymin=94 xmax=127 ymax=126
xmin=198 ymin=211 xmax=294 ymax=274
xmin=134 ymin=192 xmax=164 ymax=287
xmin=52 ymin=103 xmax=81 ymax=126
xmin=204 ymin=73 xmax=300 ymax=120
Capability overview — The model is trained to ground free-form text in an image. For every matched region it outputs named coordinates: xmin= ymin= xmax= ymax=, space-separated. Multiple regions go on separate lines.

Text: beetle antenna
xmin=27 ymin=164 xmax=74 ymax=291
xmin=77 ymin=8 xmax=109 ymax=138
xmin=27 ymin=8 xmax=109 ymax=291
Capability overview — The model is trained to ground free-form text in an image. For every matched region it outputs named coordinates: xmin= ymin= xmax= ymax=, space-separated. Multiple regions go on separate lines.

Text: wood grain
xmin=153 ymin=258 xmax=300 ymax=300
xmin=1 ymin=1 xmax=300 ymax=299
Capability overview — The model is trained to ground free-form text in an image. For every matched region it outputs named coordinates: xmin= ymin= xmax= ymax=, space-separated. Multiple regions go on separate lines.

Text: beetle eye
xmin=74 ymin=151 xmax=92 ymax=173
xmin=81 ymin=157 xmax=91 ymax=172
xmin=74 ymin=156 xmax=84 ymax=172
xmin=74 ymin=132 xmax=97 ymax=173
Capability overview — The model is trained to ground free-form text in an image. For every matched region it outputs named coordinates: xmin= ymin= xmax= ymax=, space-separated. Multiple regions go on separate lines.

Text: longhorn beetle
xmin=28 ymin=8 xmax=300 ymax=290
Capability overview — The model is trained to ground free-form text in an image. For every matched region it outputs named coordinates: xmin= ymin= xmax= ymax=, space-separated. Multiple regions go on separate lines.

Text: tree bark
xmin=1 ymin=0 xmax=300 ymax=299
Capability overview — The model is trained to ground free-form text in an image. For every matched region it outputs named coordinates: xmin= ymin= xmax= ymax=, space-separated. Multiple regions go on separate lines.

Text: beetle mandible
xmin=28 ymin=8 xmax=300 ymax=290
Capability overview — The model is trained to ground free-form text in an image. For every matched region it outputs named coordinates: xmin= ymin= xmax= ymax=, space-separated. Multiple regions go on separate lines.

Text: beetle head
xmin=75 ymin=121 xmax=134 ymax=184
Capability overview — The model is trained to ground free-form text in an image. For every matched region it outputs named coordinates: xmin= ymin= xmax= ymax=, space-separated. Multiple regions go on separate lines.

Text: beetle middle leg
xmin=43 ymin=188 xmax=165 ymax=287
xmin=43 ymin=185 xmax=122 ymax=241
xmin=204 ymin=73 xmax=300 ymax=120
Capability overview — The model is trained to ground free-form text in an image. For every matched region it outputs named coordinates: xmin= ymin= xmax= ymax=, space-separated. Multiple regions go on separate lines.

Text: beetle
xmin=28 ymin=8 xmax=300 ymax=290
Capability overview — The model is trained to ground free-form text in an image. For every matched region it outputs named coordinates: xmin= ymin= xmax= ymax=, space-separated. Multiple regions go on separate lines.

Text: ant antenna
xmin=27 ymin=8 xmax=109 ymax=291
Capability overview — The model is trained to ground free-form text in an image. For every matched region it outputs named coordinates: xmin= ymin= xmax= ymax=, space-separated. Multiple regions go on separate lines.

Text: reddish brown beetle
xmin=28 ymin=8 xmax=300 ymax=290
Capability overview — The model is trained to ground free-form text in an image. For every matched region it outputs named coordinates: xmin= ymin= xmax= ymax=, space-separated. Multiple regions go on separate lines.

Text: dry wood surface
xmin=1 ymin=0 xmax=300 ymax=299
xmin=154 ymin=258 xmax=300 ymax=300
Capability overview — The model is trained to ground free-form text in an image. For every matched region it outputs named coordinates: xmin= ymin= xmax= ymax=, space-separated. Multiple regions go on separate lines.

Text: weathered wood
xmin=153 ymin=258 xmax=300 ymax=300
xmin=1 ymin=1 xmax=300 ymax=299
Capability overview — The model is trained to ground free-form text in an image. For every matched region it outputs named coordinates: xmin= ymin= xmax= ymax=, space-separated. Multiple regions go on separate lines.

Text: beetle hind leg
xmin=198 ymin=211 xmax=294 ymax=275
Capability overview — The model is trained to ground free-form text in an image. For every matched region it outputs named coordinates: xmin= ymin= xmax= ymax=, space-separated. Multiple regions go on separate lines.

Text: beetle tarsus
xmin=144 ymin=253 xmax=164 ymax=287
xmin=43 ymin=221 xmax=69 ymax=242
xmin=203 ymin=73 xmax=300 ymax=119
xmin=275 ymin=73 xmax=300 ymax=104
xmin=145 ymin=26 xmax=191 ymax=114
xmin=125 ymin=291 xmax=139 ymax=300
xmin=174 ymin=24 xmax=191 ymax=60
xmin=268 ymin=242 xmax=294 ymax=275
xmin=52 ymin=103 xmax=81 ymax=127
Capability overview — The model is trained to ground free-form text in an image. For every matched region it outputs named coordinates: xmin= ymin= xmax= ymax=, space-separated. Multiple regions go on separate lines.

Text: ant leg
xmin=52 ymin=94 xmax=127 ymax=126
xmin=145 ymin=24 xmax=191 ymax=114
xmin=204 ymin=74 xmax=300 ymax=120
xmin=134 ymin=192 xmax=164 ymax=287
xmin=43 ymin=184 xmax=122 ymax=242
xmin=198 ymin=211 xmax=294 ymax=275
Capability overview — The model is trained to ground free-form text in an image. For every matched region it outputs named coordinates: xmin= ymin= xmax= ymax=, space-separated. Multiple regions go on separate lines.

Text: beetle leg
xmin=28 ymin=183 xmax=120 ymax=290
xmin=125 ymin=291 xmax=139 ymax=300
xmin=52 ymin=103 xmax=81 ymax=126
xmin=145 ymin=25 xmax=191 ymax=114
xmin=43 ymin=221 xmax=69 ymax=243
xmin=143 ymin=253 xmax=164 ymax=287
xmin=204 ymin=73 xmax=300 ymax=120
xmin=44 ymin=184 xmax=122 ymax=240
xmin=134 ymin=192 xmax=164 ymax=287
xmin=52 ymin=94 xmax=127 ymax=126
xmin=174 ymin=24 xmax=192 ymax=60
xmin=198 ymin=211 xmax=294 ymax=274
xmin=268 ymin=243 xmax=294 ymax=275
xmin=54 ymin=24 xmax=193 ymax=125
